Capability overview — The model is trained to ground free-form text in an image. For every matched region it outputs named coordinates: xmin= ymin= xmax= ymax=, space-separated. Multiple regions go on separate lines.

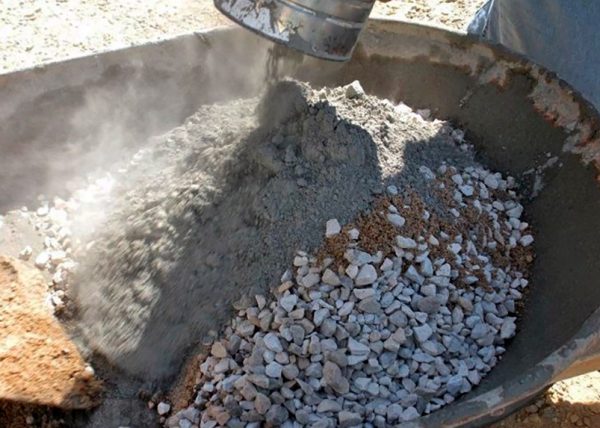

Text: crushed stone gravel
xmin=147 ymin=81 xmax=533 ymax=426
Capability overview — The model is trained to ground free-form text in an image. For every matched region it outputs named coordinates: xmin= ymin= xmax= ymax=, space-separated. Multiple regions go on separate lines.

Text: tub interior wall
xmin=2 ymin=25 xmax=600 ymax=409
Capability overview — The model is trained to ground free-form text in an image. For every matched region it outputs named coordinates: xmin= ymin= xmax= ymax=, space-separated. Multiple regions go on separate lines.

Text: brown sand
xmin=0 ymin=256 xmax=101 ymax=414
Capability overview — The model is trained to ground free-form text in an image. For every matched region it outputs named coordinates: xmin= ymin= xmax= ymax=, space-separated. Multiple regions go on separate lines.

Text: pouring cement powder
xmin=67 ymin=79 xmax=533 ymax=416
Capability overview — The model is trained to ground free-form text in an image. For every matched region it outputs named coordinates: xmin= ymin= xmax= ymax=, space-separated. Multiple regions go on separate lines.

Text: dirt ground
xmin=372 ymin=0 xmax=484 ymax=29
xmin=1 ymin=1 xmax=599 ymax=427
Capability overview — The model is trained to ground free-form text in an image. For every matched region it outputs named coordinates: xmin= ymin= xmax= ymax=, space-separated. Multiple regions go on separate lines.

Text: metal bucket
xmin=213 ymin=0 xmax=377 ymax=61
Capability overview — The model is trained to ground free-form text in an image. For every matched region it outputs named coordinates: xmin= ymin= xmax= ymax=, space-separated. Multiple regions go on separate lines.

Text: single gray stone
xmin=338 ymin=302 xmax=355 ymax=317
xmin=383 ymin=330 xmax=405 ymax=352
xmin=265 ymin=362 xmax=283 ymax=378
xmin=344 ymin=322 xmax=361 ymax=337
xmin=323 ymin=269 xmax=341 ymax=286
xmin=412 ymin=350 xmax=434 ymax=363
xmin=443 ymin=335 xmax=463 ymax=354
xmin=339 ymin=411 xmax=362 ymax=428
xmin=265 ymin=405 xmax=289 ymax=425
xmin=500 ymin=318 xmax=516 ymax=339
xmin=289 ymin=325 xmax=305 ymax=345
xmin=295 ymin=408 xmax=314 ymax=425
xmin=367 ymin=382 xmax=380 ymax=396
xmin=237 ymin=321 xmax=255 ymax=337
xmin=289 ymin=308 xmax=305 ymax=319
xmin=320 ymin=318 xmax=338 ymax=337
xmin=314 ymin=308 xmax=330 ymax=326
xmin=370 ymin=341 xmax=384 ymax=354
xmin=356 ymin=264 xmax=378 ymax=286
xmin=348 ymin=338 xmax=371 ymax=356
xmin=308 ymin=336 xmax=322 ymax=355
xmin=420 ymin=284 xmax=436 ymax=297
xmin=214 ymin=358 xmax=231 ymax=373
xmin=417 ymin=296 xmax=442 ymax=314
xmin=471 ymin=323 xmax=489 ymax=340
xmin=354 ymin=377 xmax=370 ymax=390
xmin=282 ymin=364 xmax=299 ymax=380
xmin=222 ymin=374 xmax=241 ymax=393
xmin=389 ymin=311 xmax=408 ymax=327
xmin=247 ymin=374 xmax=270 ymax=389
xmin=264 ymin=333 xmax=284 ymax=353
xmin=312 ymin=419 xmax=332 ymax=428
xmin=348 ymin=355 xmax=369 ymax=366
xmin=396 ymin=236 xmax=417 ymax=249
xmin=379 ymin=292 xmax=394 ymax=309
xmin=317 ymin=399 xmax=342 ymax=413
xmin=422 ymin=340 xmax=444 ymax=356
xmin=358 ymin=297 xmax=382 ymax=314
xmin=280 ymin=294 xmax=298 ymax=312
xmin=299 ymin=320 xmax=315 ymax=336
xmin=401 ymin=393 xmax=418 ymax=407
xmin=297 ymin=379 xmax=314 ymax=396
xmin=345 ymin=80 xmax=365 ymax=99
xmin=354 ymin=288 xmax=375 ymax=300
xmin=446 ymin=375 xmax=463 ymax=396
xmin=459 ymin=184 xmax=474 ymax=196
xmin=386 ymin=404 xmax=403 ymax=423
xmin=179 ymin=419 xmax=192 ymax=428
xmin=254 ymin=393 xmax=271 ymax=415
xmin=302 ymin=273 xmax=321 ymax=288
xmin=346 ymin=249 xmax=373 ymax=266
xmin=326 ymin=350 xmax=349 ymax=367
xmin=404 ymin=266 xmax=424 ymax=284
xmin=211 ymin=342 xmax=228 ymax=358
xmin=391 ymin=328 xmax=406 ymax=344
xmin=387 ymin=214 xmax=406 ymax=228
xmin=321 ymin=338 xmax=338 ymax=353
xmin=305 ymin=362 xmax=323 ymax=378
xmin=379 ymin=352 xmax=396 ymax=368
xmin=401 ymin=407 xmax=420 ymax=421
xmin=157 ymin=402 xmax=171 ymax=415
xmin=413 ymin=324 xmax=433 ymax=343
xmin=323 ymin=361 xmax=350 ymax=394
xmin=374 ymin=415 xmax=387 ymax=428
xmin=420 ymin=257 xmax=434 ymax=277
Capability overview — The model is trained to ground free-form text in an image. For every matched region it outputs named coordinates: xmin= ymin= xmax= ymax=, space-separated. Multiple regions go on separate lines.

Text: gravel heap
xmin=163 ymin=100 xmax=534 ymax=426
xmin=67 ymin=79 xmax=486 ymax=379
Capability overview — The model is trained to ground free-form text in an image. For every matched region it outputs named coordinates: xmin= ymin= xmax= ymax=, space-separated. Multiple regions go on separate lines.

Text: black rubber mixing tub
xmin=1 ymin=19 xmax=600 ymax=427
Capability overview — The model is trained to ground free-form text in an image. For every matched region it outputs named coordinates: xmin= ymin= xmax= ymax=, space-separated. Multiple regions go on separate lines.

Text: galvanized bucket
xmin=213 ymin=0 xmax=377 ymax=61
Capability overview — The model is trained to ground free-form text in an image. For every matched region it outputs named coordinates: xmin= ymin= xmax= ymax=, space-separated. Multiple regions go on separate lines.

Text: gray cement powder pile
xmin=70 ymin=79 xmax=517 ymax=385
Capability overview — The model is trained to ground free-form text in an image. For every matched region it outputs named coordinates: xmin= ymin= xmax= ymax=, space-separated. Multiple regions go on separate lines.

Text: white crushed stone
xmin=345 ymin=80 xmax=365 ymax=99
xmin=325 ymin=219 xmax=342 ymax=237
xmin=355 ymin=264 xmax=378 ymax=286
xmin=387 ymin=213 xmax=406 ymax=228
xmin=157 ymin=402 xmax=171 ymax=416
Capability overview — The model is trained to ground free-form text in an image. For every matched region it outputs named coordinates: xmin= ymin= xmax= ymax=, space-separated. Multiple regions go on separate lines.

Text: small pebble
xmin=157 ymin=402 xmax=171 ymax=416
xmin=325 ymin=219 xmax=342 ymax=237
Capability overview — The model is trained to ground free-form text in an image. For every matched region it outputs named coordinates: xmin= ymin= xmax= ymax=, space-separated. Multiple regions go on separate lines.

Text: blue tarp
xmin=468 ymin=0 xmax=600 ymax=110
